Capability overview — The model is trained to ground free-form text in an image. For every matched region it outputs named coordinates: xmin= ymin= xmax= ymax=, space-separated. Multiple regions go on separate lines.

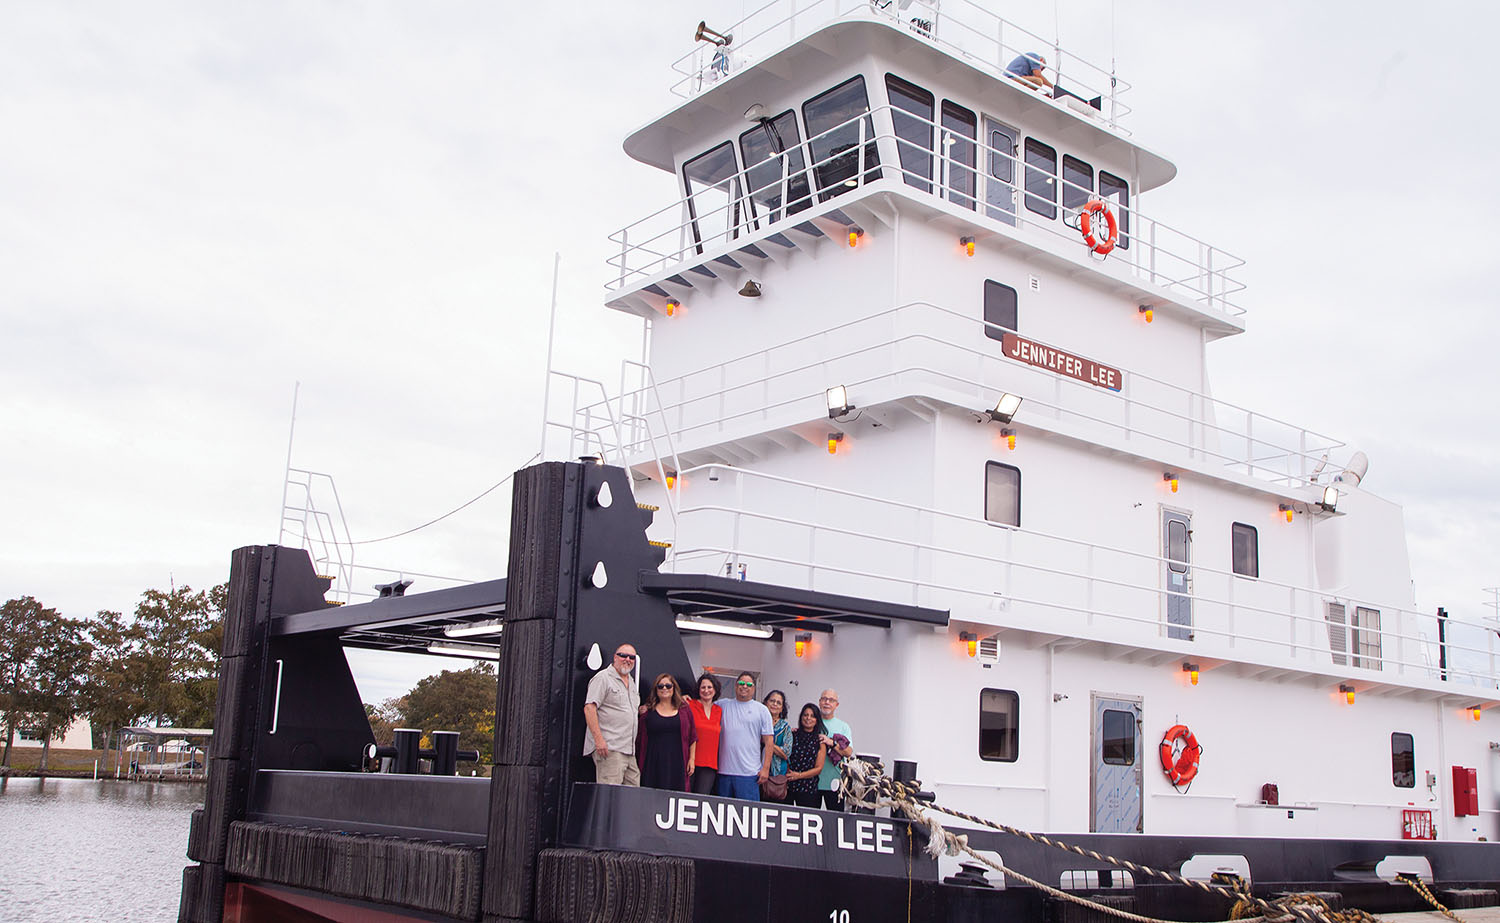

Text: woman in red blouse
xmin=686 ymin=673 xmax=722 ymax=795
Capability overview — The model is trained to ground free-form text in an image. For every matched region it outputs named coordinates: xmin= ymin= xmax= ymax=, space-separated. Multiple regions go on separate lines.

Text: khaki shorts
xmin=592 ymin=749 xmax=640 ymax=786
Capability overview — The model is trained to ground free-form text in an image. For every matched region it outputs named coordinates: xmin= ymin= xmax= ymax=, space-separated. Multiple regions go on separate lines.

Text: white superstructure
xmin=546 ymin=1 xmax=1499 ymax=843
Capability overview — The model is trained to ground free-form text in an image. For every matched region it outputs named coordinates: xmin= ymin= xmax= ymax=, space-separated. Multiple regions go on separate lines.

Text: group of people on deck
xmin=582 ymin=643 xmax=855 ymax=808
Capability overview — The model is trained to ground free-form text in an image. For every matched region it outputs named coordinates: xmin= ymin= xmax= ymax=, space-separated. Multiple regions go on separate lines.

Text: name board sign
xmin=1001 ymin=332 xmax=1122 ymax=391
xmin=561 ymin=783 xmax=934 ymax=879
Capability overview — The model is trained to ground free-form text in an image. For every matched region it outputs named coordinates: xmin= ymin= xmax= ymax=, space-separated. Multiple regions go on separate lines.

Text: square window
xmin=1231 ymin=523 xmax=1258 ymax=578
xmin=983 ymin=280 xmax=1017 ymax=340
xmin=985 ymin=462 xmax=1020 ymax=527
xmin=979 ymin=688 xmax=1019 ymax=761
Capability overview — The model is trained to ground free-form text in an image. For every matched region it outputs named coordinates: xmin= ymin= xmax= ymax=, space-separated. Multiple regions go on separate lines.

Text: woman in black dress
xmin=786 ymin=703 xmax=827 ymax=808
xmin=636 ymin=672 xmax=697 ymax=791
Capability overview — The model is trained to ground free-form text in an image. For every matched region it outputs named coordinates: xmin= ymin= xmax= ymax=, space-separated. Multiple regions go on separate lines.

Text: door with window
xmin=982 ymin=117 xmax=1018 ymax=225
xmin=1091 ymin=695 xmax=1142 ymax=833
xmin=1162 ymin=509 xmax=1193 ymax=640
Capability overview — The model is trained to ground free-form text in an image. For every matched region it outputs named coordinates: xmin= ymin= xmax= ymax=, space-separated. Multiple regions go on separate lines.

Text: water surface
xmin=0 ymin=776 xmax=201 ymax=922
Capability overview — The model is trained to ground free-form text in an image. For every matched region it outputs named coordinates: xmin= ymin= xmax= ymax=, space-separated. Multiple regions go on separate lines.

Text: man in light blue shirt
xmin=817 ymin=688 xmax=854 ymax=811
xmin=715 ymin=672 xmax=773 ymax=800
xmin=1004 ymin=52 xmax=1053 ymax=92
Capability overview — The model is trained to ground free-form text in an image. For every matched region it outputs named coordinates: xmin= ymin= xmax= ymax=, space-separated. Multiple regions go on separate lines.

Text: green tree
xmin=24 ymin=612 xmax=93 ymax=772
xmin=0 ymin=597 xmax=51 ymax=767
xmin=83 ymin=609 xmax=149 ymax=759
xmin=399 ymin=665 xmax=496 ymax=765
xmin=131 ymin=584 xmax=224 ymax=727
xmin=365 ymin=697 xmax=405 ymax=748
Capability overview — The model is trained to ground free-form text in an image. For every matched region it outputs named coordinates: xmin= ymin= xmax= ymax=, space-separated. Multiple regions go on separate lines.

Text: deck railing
xmin=670 ymin=0 xmax=1133 ymax=130
xmin=607 ymin=105 xmax=1245 ymax=316
xmin=575 ymin=301 xmax=1341 ymax=489
xmin=665 ymin=464 xmax=1500 ymax=692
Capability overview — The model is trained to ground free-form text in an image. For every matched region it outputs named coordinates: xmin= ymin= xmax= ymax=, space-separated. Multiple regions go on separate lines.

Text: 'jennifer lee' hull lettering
xmin=654 ymin=795 xmax=895 ymax=854
xmin=1001 ymin=332 xmax=1122 ymax=392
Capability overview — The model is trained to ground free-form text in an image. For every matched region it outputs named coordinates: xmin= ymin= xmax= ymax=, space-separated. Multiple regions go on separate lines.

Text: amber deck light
xmin=960 ymin=236 xmax=976 ymax=257
xmin=848 ymin=226 xmax=863 ymax=248
xmin=960 ymin=631 xmax=977 ymax=658
xmin=1139 ymin=304 xmax=1154 ymax=324
xmin=1280 ymin=503 xmax=1294 ymax=523
xmin=1164 ymin=472 xmax=1179 ymax=493
xmin=1183 ymin=662 xmax=1200 ymax=686
xmin=1340 ymin=683 xmax=1356 ymax=705
xmin=795 ymin=632 xmax=812 ymax=658
xmin=1472 ymin=706 xmax=1483 ymax=722
xmin=665 ymin=299 xmax=679 ymax=317
xmin=827 ymin=432 xmax=843 ymax=455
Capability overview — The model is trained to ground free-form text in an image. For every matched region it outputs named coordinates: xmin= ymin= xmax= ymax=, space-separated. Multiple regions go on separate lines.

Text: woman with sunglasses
xmin=636 ymin=672 xmax=698 ymax=791
xmin=686 ymin=673 xmax=722 ymax=795
xmin=786 ymin=703 xmax=827 ymax=808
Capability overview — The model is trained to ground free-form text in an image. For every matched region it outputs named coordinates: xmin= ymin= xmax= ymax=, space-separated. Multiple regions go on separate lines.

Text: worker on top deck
xmin=1005 ymin=52 xmax=1053 ymax=91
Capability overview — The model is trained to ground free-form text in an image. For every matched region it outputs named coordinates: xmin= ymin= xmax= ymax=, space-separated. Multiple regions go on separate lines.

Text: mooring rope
xmin=1396 ymin=873 xmax=1462 ymax=922
xmin=838 ymin=758 xmax=1405 ymax=923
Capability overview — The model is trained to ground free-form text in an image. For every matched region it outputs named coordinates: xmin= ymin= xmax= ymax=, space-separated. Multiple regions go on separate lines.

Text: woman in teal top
xmin=763 ymin=689 xmax=792 ymax=798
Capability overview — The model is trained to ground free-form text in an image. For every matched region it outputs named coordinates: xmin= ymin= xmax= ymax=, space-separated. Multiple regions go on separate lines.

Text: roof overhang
xmin=641 ymin=571 xmax=948 ymax=632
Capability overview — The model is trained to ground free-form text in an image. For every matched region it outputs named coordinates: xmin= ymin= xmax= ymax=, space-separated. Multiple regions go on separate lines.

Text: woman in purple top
xmin=636 ymin=673 xmax=698 ymax=791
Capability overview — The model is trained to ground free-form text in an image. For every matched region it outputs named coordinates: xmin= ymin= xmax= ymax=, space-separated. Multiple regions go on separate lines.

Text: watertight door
xmin=1091 ymin=695 xmax=1143 ymax=833
xmin=1162 ymin=509 xmax=1193 ymax=640
xmin=982 ymin=117 xmax=1018 ymax=225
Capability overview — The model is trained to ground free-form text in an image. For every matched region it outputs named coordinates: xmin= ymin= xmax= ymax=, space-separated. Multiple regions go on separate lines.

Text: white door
xmin=982 ymin=117 xmax=1018 ymax=226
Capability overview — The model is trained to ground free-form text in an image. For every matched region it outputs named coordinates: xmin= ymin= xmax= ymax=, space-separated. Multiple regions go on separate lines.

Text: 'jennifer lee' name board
xmin=1001 ymin=333 xmax=1122 ymax=391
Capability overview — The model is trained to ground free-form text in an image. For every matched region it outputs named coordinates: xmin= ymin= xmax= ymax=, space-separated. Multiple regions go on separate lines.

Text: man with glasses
xmin=714 ymin=671 xmax=773 ymax=800
xmin=583 ymin=644 xmax=641 ymax=786
xmin=817 ymin=688 xmax=854 ymax=810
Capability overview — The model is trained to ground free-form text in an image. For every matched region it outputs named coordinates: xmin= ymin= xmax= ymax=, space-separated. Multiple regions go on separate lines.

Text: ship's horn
xmin=694 ymin=21 xmax=732 ymax=46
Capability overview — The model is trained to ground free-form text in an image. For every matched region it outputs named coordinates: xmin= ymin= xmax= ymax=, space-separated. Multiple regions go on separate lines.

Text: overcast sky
xmin=3 ymin=1 xmax=1496 ymax=702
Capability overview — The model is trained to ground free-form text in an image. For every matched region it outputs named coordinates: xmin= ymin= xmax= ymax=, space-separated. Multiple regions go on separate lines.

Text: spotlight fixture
xmin=665 ymin=299 xmax=680 ymax=317
xmin=1340 ymin=683 xmax=1355 ymax=705
xmin=1183 ymin=662 xmax=1200 ymax=686
xmin=826 ymin=385 xmax=855 ymax=419
xmin=738 ymin=280 xmax=762 ymax=298
xmin=960 ymin=631 xmax=977 ymax=658
xmin=675 ymin=617 xmax=774 ymax=639
xmin=827 ymin=432 xmax=844 ymax=455
xmin=986 ymin=393 xmax=1022 ymax=424
xmin=960 ymin=236 xmax=976 ymax=257
xmin=1139 ymin=305 xmax=1154 ymax=324
xmin=848 ymin=226 xmax=863 ymax=248
xmin=1279 ymin=503 xmax=1294 ymax=523
xmin=1319 ymin=485 xmax=1339 ymax=513
xmin=1164 ymin=472 xmax=1179 ymax=493
xmin=794 ymin=632 xmax=812 ymax=658
xmin=1002 ymin=428 xmax=1016 ymax=450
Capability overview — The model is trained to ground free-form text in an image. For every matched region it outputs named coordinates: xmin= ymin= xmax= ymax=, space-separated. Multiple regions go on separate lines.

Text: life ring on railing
xmin=1079 ymin=198 xmax=1119 ymax=256
xmin=1159 ymin=724 xmax=1201 ymax=787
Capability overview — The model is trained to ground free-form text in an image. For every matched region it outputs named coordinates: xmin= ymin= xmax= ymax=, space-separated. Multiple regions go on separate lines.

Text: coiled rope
xmin=838 ymin=758 xmax=1410 ymax=923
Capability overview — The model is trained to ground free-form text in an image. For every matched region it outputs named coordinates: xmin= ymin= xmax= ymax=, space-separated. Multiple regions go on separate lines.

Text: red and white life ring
xmin=1159 ymin=724 xmax=1201 ymax=787
xmin=1079 ymin=199 xmax=1119 ymax=256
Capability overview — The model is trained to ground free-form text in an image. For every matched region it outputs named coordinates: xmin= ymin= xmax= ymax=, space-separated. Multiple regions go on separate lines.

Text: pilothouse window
xmin=1099 ymin=171 xmax=1131 ymax=250
xmin=803 ymin=76 xmax=881 ymax=199
xmin=1024 ymin=138 xmax=1058 ymax=219
xmin=941 ymin=101 xmax=977 ymax=210
xmin=885 ymin=74 xmax=934 ymax=192
xmin=739 ymin=110 xmax=812 ymax=224
xmin=1062 ymin=155 xmax=1094 ymax=212
xmin=682 ymin=142 xmax=743 ymax=254
xmin=979 ymin=688 xmax=1019 ymax=762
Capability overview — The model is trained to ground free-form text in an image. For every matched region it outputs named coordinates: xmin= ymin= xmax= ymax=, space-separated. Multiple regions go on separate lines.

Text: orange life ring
xmin=1159 ymin=724 xmax=1201 ymax=787
xmin=1079 ymin=198 xmax=1119 ymax=255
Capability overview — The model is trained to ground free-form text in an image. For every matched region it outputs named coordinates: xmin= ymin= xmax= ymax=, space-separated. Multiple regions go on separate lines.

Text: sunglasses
xmin=736 ymin=681 xmax=755 ymax=687
xmin=615 ymin=652 xmax=636 ymax=660
xmin=656 ymin=682 xmax=675 ymax=690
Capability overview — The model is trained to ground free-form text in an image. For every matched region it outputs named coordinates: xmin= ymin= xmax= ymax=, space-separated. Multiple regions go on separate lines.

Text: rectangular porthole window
xmin=1231 ymin=522 xmax=1258 ymax=578
xmin=1061 ymin=154 xmax=1094 ymax=212
xmin=985 ymin=461 xmax=1020 ymax=527
xmin=1024 ymin=138 xmax=1057 ymax=219
xmin=983 ymin=280 xmax=1018 ymax=340
xmin=1391 ymin=732 xmax=1415 ymax=788
xmin=885 ymin=74 xmax=934 ymax=192
xmin=1101 ymin=709 xmax=1135 ymax=765
xmin=979 ymin=688 xmax=1019 ymax=762
xmin=1099 ymin=171 xmax=1130 ymax=250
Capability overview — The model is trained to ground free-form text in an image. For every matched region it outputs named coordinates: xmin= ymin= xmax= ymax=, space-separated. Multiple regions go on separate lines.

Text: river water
xmin=0 ymin=776 xmax=201 ymax=922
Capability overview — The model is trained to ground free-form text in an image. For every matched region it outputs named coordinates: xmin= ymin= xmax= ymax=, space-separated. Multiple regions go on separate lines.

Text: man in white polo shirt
xmin=582 ymin=643 xmax=641 ymax=785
